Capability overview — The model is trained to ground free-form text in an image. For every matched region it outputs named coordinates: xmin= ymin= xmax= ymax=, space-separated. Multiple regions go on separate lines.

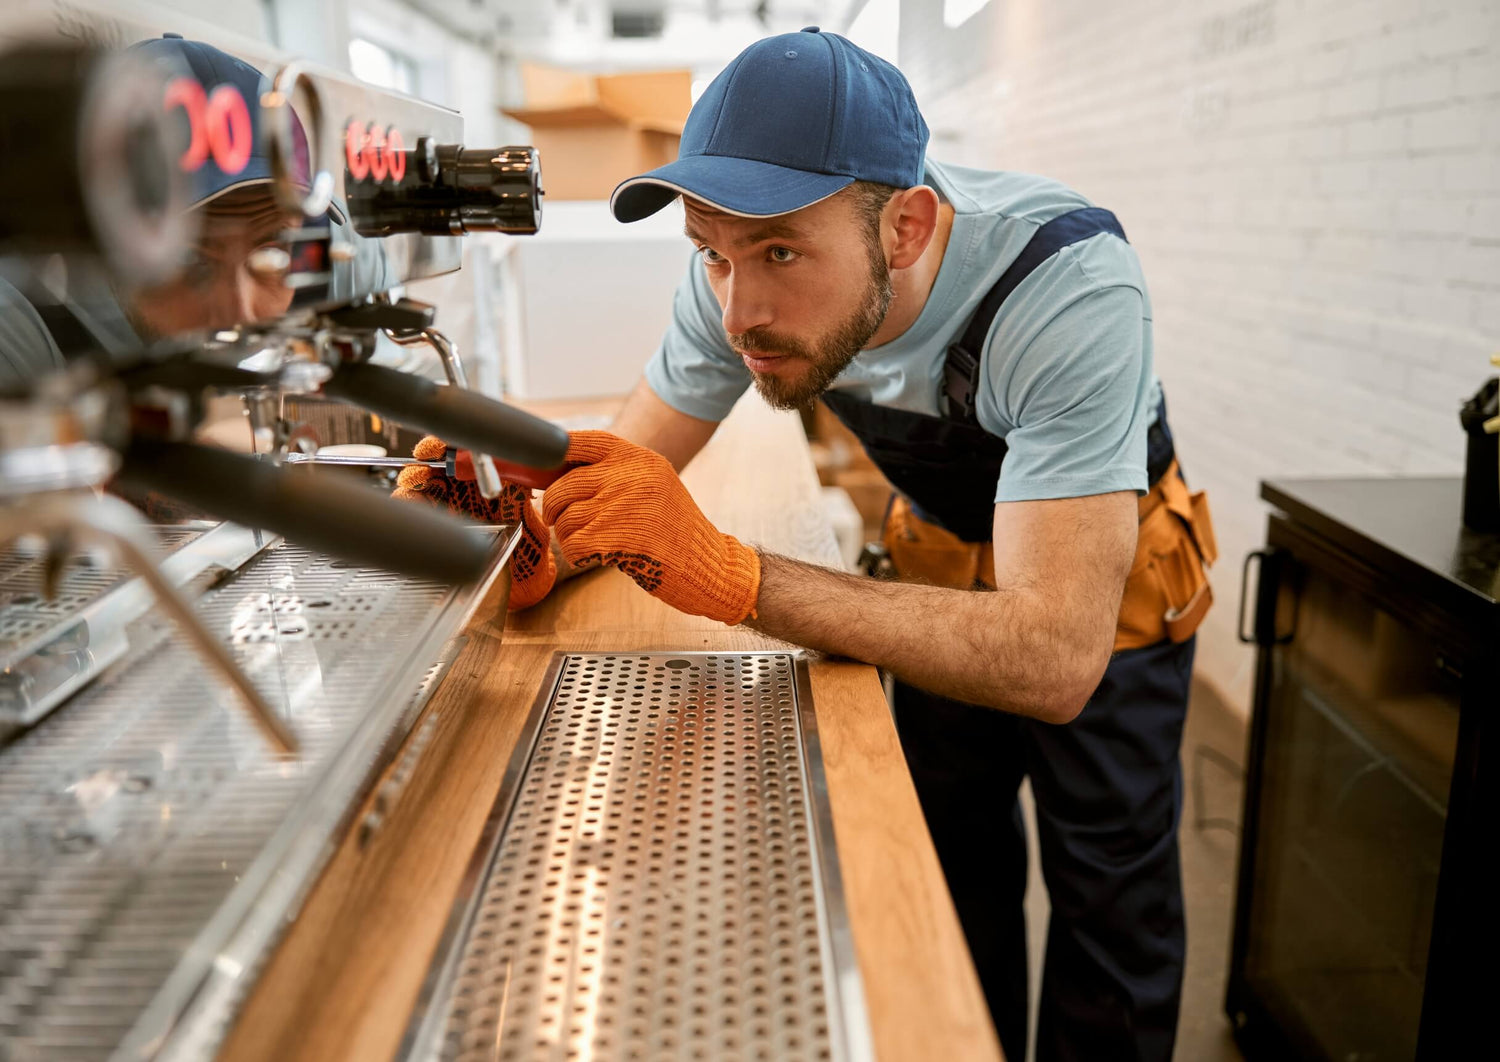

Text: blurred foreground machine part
xmin=0 ymin=40 xmax=195 ymax=288
xmin=0 ymin=2 xmax=555 ymax=1057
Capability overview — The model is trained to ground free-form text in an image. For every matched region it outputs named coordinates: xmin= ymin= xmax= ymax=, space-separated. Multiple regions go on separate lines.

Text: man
xmin=402 ymin=27 xmax=1214 ymax=1062
xmin=128 ymin=34 xmax=387 ymax=337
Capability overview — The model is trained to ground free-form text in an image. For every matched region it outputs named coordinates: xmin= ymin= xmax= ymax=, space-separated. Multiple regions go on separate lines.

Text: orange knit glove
xmin=392 ymin=436 xmax=556 ymax=610
xmin=540 ymin=431 xmax=760 ymax=625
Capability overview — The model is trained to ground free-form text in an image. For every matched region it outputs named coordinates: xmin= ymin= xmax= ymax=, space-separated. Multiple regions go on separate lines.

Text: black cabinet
xmin=1229 ymin=478 xmax=1497 ymax=1062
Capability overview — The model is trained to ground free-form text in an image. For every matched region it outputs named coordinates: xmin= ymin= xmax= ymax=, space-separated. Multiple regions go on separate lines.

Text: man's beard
xmin=729 ymin=246 xmax=894 ymax=411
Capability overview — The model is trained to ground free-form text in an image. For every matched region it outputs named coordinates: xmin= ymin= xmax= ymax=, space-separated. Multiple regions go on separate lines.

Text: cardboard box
xmin=503 ymin=64 xmax=690 ymax=201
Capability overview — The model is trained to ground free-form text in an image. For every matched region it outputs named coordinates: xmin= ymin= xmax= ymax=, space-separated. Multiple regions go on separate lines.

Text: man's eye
xmin=697 ymin=246 xmax=725 ymax=265
xmin=248 ymin=243 xmax=292 ymax=285
xmin=768 ymin=246 xmax=799 ymax=263
xmin=181 ymin=254 xmax=217 ymax=290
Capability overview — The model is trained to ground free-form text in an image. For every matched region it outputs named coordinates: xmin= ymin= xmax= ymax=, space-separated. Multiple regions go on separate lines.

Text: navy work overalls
xmin=822 ymin=209 xmax=1193 ymax=1062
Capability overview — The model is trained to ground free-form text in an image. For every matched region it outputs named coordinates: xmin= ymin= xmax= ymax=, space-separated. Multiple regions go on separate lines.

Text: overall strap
xmin=944 ymin=206 xmax=1128 ymax=423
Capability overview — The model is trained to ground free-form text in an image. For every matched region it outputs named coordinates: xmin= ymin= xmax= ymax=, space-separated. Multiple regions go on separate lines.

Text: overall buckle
xmin=943 ymin=342 xmax=981 ymax=421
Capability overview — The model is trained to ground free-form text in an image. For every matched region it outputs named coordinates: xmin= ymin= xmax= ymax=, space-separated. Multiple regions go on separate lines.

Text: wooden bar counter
xmin=220 ymin=394 xmax=1002 ymax=1062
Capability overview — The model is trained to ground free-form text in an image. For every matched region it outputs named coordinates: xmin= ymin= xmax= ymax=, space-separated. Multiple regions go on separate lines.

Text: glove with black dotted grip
xmin=392 ymin=435 xmax=556 ymax=610
xmin=540 ymin=431 xmax=760 ymax=625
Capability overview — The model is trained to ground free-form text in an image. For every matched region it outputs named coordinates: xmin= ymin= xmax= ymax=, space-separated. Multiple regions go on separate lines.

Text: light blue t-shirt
xmin=644 ymin=158 xmax=1159 ymax=503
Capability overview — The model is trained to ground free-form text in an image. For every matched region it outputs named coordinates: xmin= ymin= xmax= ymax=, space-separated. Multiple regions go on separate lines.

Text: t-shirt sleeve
xmin=983 ymin=273 xmax=1153 ymax=504
xmin=0 ymin=276 xmax=65 ymax=391
xmin=642 ymin=253 xmax=751 ymax=422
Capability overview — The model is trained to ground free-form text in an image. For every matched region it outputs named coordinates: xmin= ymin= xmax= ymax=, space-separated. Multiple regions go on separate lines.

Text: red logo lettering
xmin=343 ymin=120 xmax=408 ymax=184
xmin=205 ymin=85 xmax=252 ymax=176
xmin=345 ymin=119 xmax=370 ymax=181
xmin=164 ymin=76 xmax=208 ymax=172
xmin=385 ymin=127 xmax=406 ymax=182
xmin=365 ymin=125 xmax=388 ymax=182
xmin=164 ymin=78 xmax=252 ymax=175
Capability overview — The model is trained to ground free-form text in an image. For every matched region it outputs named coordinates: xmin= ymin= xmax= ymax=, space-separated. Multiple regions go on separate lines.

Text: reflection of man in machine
xmin=127 ymin=34 xmax=308 ymax=337
xmin=130 ymin=187 xmax=301 ymax=335
xmin=128 ymin=34 xmax=389 ymax=336
xmin=0 ymin=33 xmax=386 ymax=387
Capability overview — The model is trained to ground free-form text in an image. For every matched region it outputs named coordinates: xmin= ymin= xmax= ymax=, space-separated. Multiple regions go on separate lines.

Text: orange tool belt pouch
xmin=1115 ymin=460 xmax=1218 ymax=650
xmin=880 ymin=498 xmax=992 ymax=591
xmin=881 ymin=460 xmax=1218 ymax=651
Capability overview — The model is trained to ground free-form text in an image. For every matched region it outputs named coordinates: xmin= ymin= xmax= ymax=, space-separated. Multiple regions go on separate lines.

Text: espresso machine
xmin=0 ymin=3 xmax=566 ymax=1057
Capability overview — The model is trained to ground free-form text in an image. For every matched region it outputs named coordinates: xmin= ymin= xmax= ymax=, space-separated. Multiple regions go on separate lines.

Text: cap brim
xmin=191 ymin=172 xmax=343 ymax=224
xmin=190 ymin=157 xmax=277 ymax=207
xmin=610 ymin=155 xmax=855 ymax=222
xmin=193 ymin=174 xmax=275 ymax=208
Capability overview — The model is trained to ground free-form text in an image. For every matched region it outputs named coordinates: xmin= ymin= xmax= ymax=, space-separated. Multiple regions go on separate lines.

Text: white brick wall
xmin=893 ymin=0 xmax=1500 ymax=711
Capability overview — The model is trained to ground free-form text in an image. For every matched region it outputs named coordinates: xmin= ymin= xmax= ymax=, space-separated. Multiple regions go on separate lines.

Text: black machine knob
xmin=347 ymin=140 xmax=543 ymax=237
xmin=322 ymin=361 xmax=569 ymax=470
xmin=323 ymin=297 xmax=436 ymax=333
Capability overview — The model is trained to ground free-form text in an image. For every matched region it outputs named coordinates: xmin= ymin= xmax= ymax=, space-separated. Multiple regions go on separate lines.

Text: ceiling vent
xmin=610 ymin=7 xmax=665 ymax=37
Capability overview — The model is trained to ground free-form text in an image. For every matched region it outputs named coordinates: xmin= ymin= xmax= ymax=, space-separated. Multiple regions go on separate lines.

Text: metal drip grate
xmin=0 ymin=526 xmax=205 ymax=650
xmin=404 ymin=652 xmax=871 ymax=1062
xmin=0 ymin=526 xmax=511 ymax=1061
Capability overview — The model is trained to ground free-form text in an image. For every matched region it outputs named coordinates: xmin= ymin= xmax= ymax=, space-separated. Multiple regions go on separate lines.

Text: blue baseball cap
xmin=610 ymin=27 xmax=928 ymax=223
xmin=130 ymin=33 xmax=312 ymax=209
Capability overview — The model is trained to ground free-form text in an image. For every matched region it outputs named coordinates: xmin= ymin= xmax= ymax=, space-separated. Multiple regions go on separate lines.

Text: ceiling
xmin=405 ymin=0 xmax=855 ymax=52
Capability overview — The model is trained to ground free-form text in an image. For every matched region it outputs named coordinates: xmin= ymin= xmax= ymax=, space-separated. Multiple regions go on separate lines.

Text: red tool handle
xmin=447 ymin=450 xmax=570 ymax=490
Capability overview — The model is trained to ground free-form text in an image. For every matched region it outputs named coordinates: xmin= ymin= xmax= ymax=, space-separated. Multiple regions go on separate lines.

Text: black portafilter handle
xmin=115 ymin=439 xmax=492 ymax=585
xmin=322 ymin=362 xmax=570 ymax=469
xmin=346 ymin=142 xmax=542 ymax=237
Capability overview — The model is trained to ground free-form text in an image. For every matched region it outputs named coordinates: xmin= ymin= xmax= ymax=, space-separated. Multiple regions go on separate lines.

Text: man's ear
xmin=887 ymin=186 xmax=940 ymax=270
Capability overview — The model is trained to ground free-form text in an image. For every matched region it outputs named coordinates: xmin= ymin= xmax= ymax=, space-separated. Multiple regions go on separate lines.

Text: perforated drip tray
xmin=402 ymin=651 xmax=873 ymax=1062
xmin=0 ymin=523 xmax=515 ymax=1061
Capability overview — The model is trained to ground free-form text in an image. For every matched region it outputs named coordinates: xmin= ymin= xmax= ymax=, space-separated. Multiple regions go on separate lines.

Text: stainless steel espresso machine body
xmin=0 ymin=3 xmax=561 ymax=1058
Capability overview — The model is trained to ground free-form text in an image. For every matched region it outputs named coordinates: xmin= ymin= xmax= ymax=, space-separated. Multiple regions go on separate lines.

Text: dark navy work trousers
xmin=893 ymin=636 xmax=1195 ymax=1062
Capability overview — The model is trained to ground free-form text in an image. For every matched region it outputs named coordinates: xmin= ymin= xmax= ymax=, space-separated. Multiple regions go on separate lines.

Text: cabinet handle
xmin=1239 ymin=549 xmax=1297 ymax=645
xmin=1237 ymin=551 xmax=1267 ymax=644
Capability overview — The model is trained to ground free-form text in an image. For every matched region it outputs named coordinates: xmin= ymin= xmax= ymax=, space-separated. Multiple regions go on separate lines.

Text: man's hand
xmin=392 ymin=436 xmax=556 ymax=610
xmin=540 ymin=431 xmax=760 ymax=624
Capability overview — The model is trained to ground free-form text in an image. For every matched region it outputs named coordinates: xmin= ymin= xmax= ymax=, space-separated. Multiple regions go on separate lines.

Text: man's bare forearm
xmin=743 ymin=551 xmax=1110 ymax=723
xmin=608 ymin=377 xmax=718 ymax=472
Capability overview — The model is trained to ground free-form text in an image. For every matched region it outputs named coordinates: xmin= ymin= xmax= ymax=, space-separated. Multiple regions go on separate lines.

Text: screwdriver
xmin=284 ymin=450 xmax=569 ymax=490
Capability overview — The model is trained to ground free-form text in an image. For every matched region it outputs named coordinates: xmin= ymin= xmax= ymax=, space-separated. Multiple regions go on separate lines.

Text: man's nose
xmin=231 ymin=268 xmax=260 ymax=324
xmin=719 ymin=274 xmax=774 ymax=336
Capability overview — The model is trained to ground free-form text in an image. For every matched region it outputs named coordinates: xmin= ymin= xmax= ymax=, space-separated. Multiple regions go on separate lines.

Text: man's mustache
xmin=728 ymin=329 xmax=810 ymax=357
